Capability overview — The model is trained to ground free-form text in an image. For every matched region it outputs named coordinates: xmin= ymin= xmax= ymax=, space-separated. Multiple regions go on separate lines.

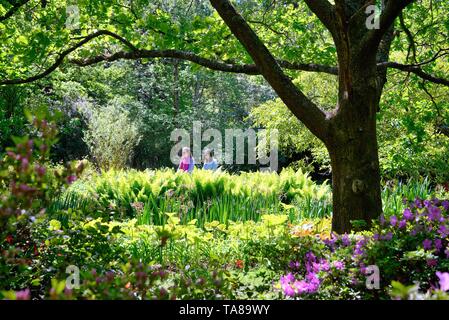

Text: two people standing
xmin=178 ymin=147 xmax=218 ymax=173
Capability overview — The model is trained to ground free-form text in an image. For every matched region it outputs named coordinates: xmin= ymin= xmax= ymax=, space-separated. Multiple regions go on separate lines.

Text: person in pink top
xmin=178 ymin=147 xmax=195 ymax=173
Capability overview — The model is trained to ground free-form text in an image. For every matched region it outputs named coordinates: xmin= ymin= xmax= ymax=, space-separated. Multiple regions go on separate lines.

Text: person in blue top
xmin=202 ymin=148 xmax=218 ymax=171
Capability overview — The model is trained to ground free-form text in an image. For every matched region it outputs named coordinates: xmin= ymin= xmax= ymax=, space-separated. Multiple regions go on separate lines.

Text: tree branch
xmin=379 ymin=62 xmax=449 ymax=87
xmin=303 ymin=0 xmax=336 ymax=36
xmin=399 ymin=12 xmax=416 ymax=63
xmin=209 ymin=0 xmax=329 ymax=141
xmin=71 ymin=51 xmax=338 ymax=75
xmin=0 ymin=30 xmax=137 ymax=85
xmin=0 ymin=0 xmax=30 ymax=22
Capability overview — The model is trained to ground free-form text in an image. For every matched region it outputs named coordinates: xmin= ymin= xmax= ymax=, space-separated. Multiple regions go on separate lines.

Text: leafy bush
xmin=83 ymin=99 xmax=142 ymax=170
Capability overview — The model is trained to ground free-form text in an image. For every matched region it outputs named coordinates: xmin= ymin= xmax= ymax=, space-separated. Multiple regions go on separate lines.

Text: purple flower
xmin=282 ymin=283 xmax=296 ymax=297
xmin=280 ymin=273 xmax=295 ymax=285
xmin=435 ymin=239 xmax=443 ymax=251
xmin=323 ymin=233 xmax=338 ymax=249
xmin=414 ymin=198 xmax=423 ymax=208
xmin=390 ymin=215 xmax=398 ymax=227
xmin=428 ymin=206 xmax=442 ymax=222
xmin=21 ymin=158 xmax=29 ymax=170
xmin=423 ymin=239 xmax=433 ymax=251
xmin=379 ymin=214 xmax=386 ymax=225
xmin=398 ymin=219 xmax=407 ymax=229
xmin=436 ymin=272 xmax=449 ymax=292
xmin=319 ymin=259 xmax=330 ymax=272
xmin=442 ymin=200 xmax=449 ymax=212
xmin=305 ymin=251 xmax=316 ymax=262
xmin=438 ymin=225 xmax=449 ymax=237
xmin=403 ymin=208 xmax=413 ymax=221
xmin=288 ymin=261 xmax=300 ymax=270
xmin=293 ymin=280 xmax=309 ymax=295
xmin=342 ymin=234 xmax=350 ymax=247
xmin=360 ymin=263 xmax=367 ymax=275
xmin=333 ymin=261 xmax=345 ymax=270
xmin=373 ymin=233 xmax=380 ymax=241
xmin=35 ymin=164 xmax=46 ymax=177
xmin=382 ymin=232 xmax=393 ymax=241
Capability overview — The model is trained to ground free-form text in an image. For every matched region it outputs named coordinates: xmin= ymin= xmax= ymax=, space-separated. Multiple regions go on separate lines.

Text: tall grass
xmin=50 ymin=169 xmax=445 ymax=227
xmin=52 ymin=168 xmax=332 ymax=226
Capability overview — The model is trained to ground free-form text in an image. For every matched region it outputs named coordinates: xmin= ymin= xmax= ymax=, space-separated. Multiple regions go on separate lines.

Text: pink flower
xmin=282 ymin=283 xmax=296 ymax=297
xmin=426 ymin=259 xmax=438 ymax=267
xmin=67 ymin=175 xmax=77 ymax=184
xmin=15 ymin=289 xmax=30 ymax=300
xmin=436 ymin=272 xmax=449 ymax=292
xmin=332 ymin=261 xmax=345 ymax=270
xmin=35 ymin=164 xmax=46 ymax=177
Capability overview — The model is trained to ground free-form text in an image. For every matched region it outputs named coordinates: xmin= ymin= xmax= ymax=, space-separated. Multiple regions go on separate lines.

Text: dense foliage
xmin=1 ymin=0 xmax=449 ymax=301
xmin=1 ymin=120 xmax=448 ymax=300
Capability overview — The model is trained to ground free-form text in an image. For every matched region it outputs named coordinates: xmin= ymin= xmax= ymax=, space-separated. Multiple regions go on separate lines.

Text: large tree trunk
xmin=328 ymin=115 xmax=382 ymax=233
xmin=327 ymin=51 xmax=383 ymax=233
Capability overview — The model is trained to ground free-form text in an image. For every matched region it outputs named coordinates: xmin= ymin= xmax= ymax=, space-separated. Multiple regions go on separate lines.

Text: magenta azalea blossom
xmin=427 ymin=259 xmax=438 ymax=267
xmin=67 ymin=175 xmax=77 ymax=184
xmin=293 ymin=280 xmax=310 ymax=295
xmin=15 ymin=288 xmax=30 ymax=300
xmin=333 ymin=261 xmax=345 ymax=270
xmin=283 ymin=284 xmax=296 ymax=297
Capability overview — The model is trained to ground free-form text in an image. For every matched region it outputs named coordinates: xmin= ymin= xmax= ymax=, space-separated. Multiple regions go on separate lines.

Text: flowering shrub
xmin=390 ymin=271 xmax=449 ymax=300
xmin=44 ymin=262 xmax=232 ymax=300
xmin=0 ymin=111 xmax=84 ymax=293
xmin=278 ymin=198 xmax=449 ymax=299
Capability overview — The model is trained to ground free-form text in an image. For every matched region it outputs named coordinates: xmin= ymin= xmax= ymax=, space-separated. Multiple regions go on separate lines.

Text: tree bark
xmin=325 ymin=32 xmax=384 ymax=232
xmin=327 ymin=113 xmax=382 ymax=233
